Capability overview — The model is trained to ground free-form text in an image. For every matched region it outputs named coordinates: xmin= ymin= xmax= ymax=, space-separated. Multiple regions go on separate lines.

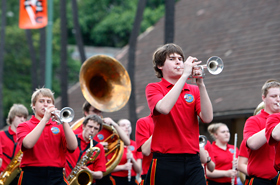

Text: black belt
xmin=22 ymin=166 xmax=63 ymax=173
xmin=153 ymin=152 xmax=198 ymax=159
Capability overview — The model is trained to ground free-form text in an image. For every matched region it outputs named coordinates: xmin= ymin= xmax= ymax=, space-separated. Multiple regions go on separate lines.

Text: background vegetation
xmin=0 ymin=0 xmax=165 ymax=125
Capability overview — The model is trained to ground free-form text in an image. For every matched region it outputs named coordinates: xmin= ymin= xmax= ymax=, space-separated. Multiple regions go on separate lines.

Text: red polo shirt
xmin=65 ymin=133 xmax=106 ymax=183
xmin=243 ymin=110 xmax=277 ymax=179
xmin=238 ymin=139 xmax=248 ymax=158
xmin=207 ymin=142 xmax=239 ymax=184
xmin=111 ymin=140 xmax=142 ymax=177
xmin=17 ymin=115 xmax=70 ymax=168
xmin=266 ymin=112 xmax=280 ymax=171
xmin=146 ymin=78 xmax=201 ymax=154
xmin=135 ymin=115 xmax=154 ymax=175
xmin=0 ymin=128 xmax=17 ymax=172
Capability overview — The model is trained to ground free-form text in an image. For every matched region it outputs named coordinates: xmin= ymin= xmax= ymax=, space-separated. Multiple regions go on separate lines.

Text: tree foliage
xmin=0 ymin=0 xmax=165 ymax=125
xmin=67 ymin=0 xmax=165 ymax=47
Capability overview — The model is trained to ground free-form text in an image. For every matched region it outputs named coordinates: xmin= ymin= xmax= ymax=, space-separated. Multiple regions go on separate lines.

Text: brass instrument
xmin=71 ymin=54 xmax=129 ymax=176
xmin=71 ymin=121 xmax=124 ymax=177
xmin=199 ymin=135 xmax=208 ymax=148
xmin=49 ymin=107 xmax=75 ymax=124
xmin=67 ymin=136 xmax=100 ymax=185
xmin=0 ymin=150 xmax=23 ymax=185
xmin=253 ymin=102 xmax=264 ymax=115
xmin=190 ymin=56 xmax=224 ymax=79
xmin=79 ymin=54 xmax=131 ymax=112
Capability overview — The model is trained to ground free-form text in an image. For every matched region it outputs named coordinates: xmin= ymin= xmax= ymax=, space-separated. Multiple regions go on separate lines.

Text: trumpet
xmin=45 ymin=107 xmax=75 ymax=124
xmin=199 ymin=135 xmax=207 ymax=148
xmin=190 ymin=56 xmax=224 ymax=79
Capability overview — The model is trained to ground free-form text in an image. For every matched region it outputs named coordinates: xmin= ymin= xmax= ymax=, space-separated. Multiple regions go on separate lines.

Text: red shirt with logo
xmin=135 ymin=115 xmax=154 ymax=175
xmin=0 ymin=127 xmax=16 ymax=172
xmin=146 ymin=78 xmax=201 ymax=154
xmin=243 ymin=110 xmax=277 ymax=179
xmin=207 ymin=142 xmax=239 ymax=184
xmin=266 ymin=112 xmax=280 ymax=171
xmin=17 ymin=115 xmax=71 ymax=168
xmin=111 ymin=140 xmax=142 ymax=177
xmin=65 ymin=133 xmax=106 ymax=183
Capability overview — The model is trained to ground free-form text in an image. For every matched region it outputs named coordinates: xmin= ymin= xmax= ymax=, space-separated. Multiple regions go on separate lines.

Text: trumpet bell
xmin=79 ymin=55 xmax=131 ymax=112
xmin=60 ymin=107 xmax=75 ymax=123
xmin=206 ymin=56 xmax=224 ymax=75
xmin=199 ymin=135 xmax=208 ymax=148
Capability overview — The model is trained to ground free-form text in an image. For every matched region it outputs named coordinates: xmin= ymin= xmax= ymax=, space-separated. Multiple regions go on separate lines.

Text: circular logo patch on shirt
xmin=184 ymin=94 xmax=194 ymax=104
xmin=229 ymin=148 xmax=234 ymax=154
xmin=129 ymin=145 xmax=135 ymax=151
xmin=51 ymin=127 xmax=60 ymax=135
xmin=97 ymin=134 xmax=104 ymax=141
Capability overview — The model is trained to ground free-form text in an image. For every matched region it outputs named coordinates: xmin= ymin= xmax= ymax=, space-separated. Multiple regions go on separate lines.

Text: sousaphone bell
xmin=73 ymin=54 xmax=131 ymax=178
xmin=79 ymin=55 xmax=131 ymax=112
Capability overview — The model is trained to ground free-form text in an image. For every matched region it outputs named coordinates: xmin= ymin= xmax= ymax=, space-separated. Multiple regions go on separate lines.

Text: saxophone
xmin=0 ymin=150 xmax=23 ymax=185
xmin=67 ymin=136 xmax=100 ymax=185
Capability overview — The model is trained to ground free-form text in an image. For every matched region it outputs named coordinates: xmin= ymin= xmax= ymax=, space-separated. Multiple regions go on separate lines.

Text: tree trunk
xmin=60 ymin=0 xmax=69 ymax=108
xmin=0 ymin=0 xmax=7 ymax=128
xmin=127 ymin=0 xmax=147 ymax=140
xmin=164 ymin=0 xmax=175 ymax=44
xmin=71 ymin=0 xmax=86 ymax=64
xmin=25 ymin=30 xmax=38 ymax=91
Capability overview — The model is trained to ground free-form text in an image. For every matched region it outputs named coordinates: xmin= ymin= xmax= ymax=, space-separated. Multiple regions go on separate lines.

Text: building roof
xmin=56 ymin=0 xmax=280 ymax=123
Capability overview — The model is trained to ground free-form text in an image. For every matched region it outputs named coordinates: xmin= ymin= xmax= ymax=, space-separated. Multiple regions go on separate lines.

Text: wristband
xmin=207 ymin=157 xmax=211 ymax=163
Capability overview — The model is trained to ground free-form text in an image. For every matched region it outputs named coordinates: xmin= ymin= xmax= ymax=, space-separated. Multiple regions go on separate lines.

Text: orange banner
xmin=19 ymin=0 xmax=48 ymax=29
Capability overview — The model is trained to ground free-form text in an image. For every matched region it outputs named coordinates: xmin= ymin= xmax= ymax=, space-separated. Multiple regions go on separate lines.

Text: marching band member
xmin=65 ymin=114 xmax=106 ymax=184
xmin=16 ymin=88 xmax=78 ymax=185
xmin=243 ymin=80 xmax=280 ymax=185
xmin=206 ymin=123 xmax=239 ymax=185
xmin=265 ymin=81 xmax=280 ymax=184
xmin=144 ymin=43 xmax=213 ymax=185
xmin=110 ymin=119 xmax=142 ymax=185
xmin=74 ymin=101 xmax=130 ymax=185
xmin=0 ymin=104 xmax=28 ymax=185
xmin=135 ymin=115 xmax=154 ymax=181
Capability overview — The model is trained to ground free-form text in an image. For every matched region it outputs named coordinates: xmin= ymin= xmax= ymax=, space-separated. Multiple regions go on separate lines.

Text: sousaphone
xmin=72 ymin=54 xmax=131 ymax=177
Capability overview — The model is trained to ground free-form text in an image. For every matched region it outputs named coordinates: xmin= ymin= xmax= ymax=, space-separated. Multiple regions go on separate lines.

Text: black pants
xmin=18 ymin=167 xmax=68 ymax=185
xmin=144 ymin=153 xmax=206 ymax=185
xmin=111 ymin=176 xmax=138 ymax=185
xmin=95 ymin=174 xmax=114 ymax=185
xmin=246 ymin=176 xmax=277 ymax=185
xmin=207 ymin=180 xmax=231 ymax=185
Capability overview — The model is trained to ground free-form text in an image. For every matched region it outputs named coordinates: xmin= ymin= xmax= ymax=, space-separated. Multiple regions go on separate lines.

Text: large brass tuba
xmin=0 ymin=150 xmax=23 ymax=185
xmin=254 ymin=102 xmax=264 ymax=115
xmin=79 ymin=55 xmax=131 ymax=112
xmin=72 ymin=54 xmax=130 ymax=178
